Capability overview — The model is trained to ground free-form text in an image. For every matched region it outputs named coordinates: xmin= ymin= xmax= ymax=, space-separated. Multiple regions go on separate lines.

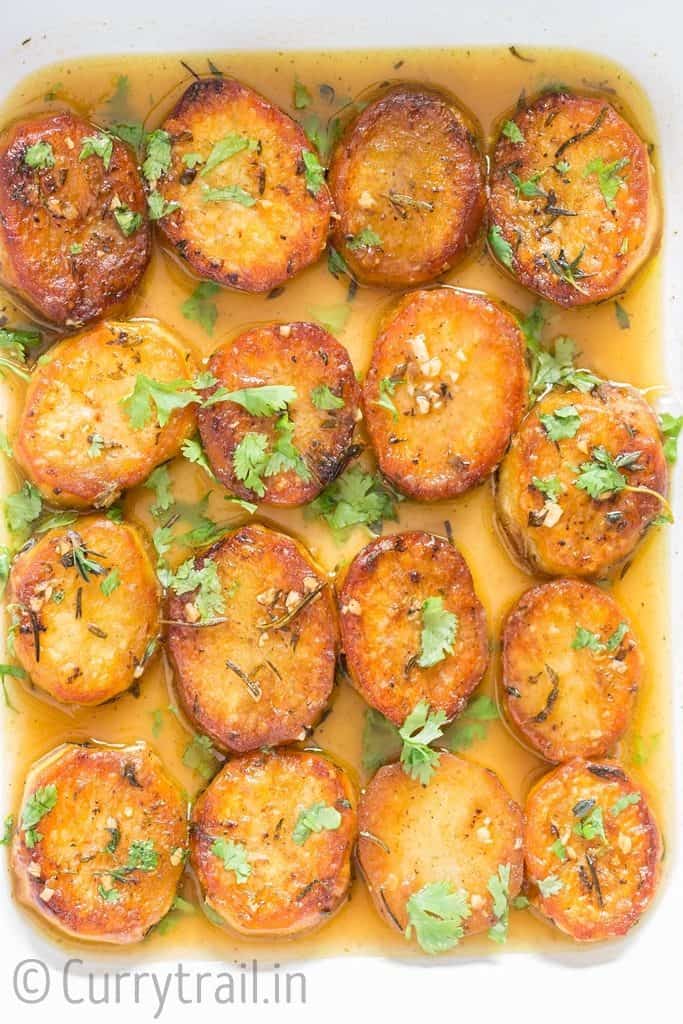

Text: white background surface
xmin=0 ymin=1 xmax=681 ymax=1021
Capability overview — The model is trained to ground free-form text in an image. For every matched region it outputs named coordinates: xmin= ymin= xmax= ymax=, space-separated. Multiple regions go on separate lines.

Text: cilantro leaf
xmin=4 ymin=482 xmax=42 ymax=534
xmin=311 ymin=384 xmax=344 ymax=411
xmin=263 ymin=414 xmax=312 ymax=482
xmin=327 ymin=246 xmax=351 ymax=279
xmin=22 ymin=784 xmax=57 ymax=847
xmin=488 ymin=225 xmax=514 ymax=269
xmin=611 ymin=792 xmax=641 ymax=817
xmin=98 ymin=884 xmax=122 ymax=903
xmin=375 ymin=376 xmax=401 ymax=421
xmin=181 ymin=281 xmax=220 ymax=335
xmin=307 ymin=464 xmax=399 ymax=538
xmin=233 ymin=432 xmax=270 ymax=497
xmin=120 ymin=375 xmax=198 ymax=428
xmin=361 ymin=708 xmax=402 ymax=775
xmin=182 ymin=734 xmax=221 ymax=780
xmin=147 ymin=191 xmax=180 ymax=220
xmin=583 ymin=156 xmax=629 ymax=211
xmin=574 ymin=446 xmax=640 ymax=499
xmin=113 ymin=204 xmax=142 ymax=236
xmin=615 ymin=300 xmax=630 ymax=330
xmin=531 ymin=475 xmax=564 ymax=502
xmin=206 ymin=384 xmax=297 ymax=415
xmin=144 ymin=464 xmax=174 ymax=516
xmin=502 ymin=120 xmax=524 ymax=143
xmin=540 ymin=404 xmax=581 ymax=441
xmin=24 ymin=141 xmax=55 ymax=169
xmin=417 ymin=596 xmax=458 ymax=668
xmin=127 ymin=839 xmax=159 ymax=871
xmin=302 ymin=150 xmax=325 ymax=196
xmin=181 ymin=436 xmax=216 ymax=479
xmin=0 ymin=814 xmax=14 ymax=846
xmin=165 ymin=557 xmax=225 ymax=623
xmin=405 ymin=881 xmax=470 ymax=954
xmin=109 ymin=121 xmax=145 ymax=150
xmin=659 ymin=412 xmax=683 ymax=464
xmin=526 ymin=335 xmax=601 ymax=401
xmin=573 ymin=803 xmax=606 ymax=842
xmin=294 ymin=78 xmax=312 ymax=109
xmin=487 ymin=863 xmax=511 ymax=943
xmin=201 ymin=184 xmax=256 ymax=206
xmin=509 ymin=170 xmax=544 ymax=198
xmin=292 ymin=802 xmax=342 ymax=845
xmin=551 ymin=838 xmax=568 ymax=862
xmin=572 ymin=622 xmax=628 ymax=654
xmin=537 ymin=875 xmax=564 ymax=897
xmin=79 ymin=132 xmax=113 ymax=169
xmin=142 ymin=128 xmax=172 ymax=184
xmin=442 ymin=693 xmax=499 ymax=752
xmin=0 ymin=546 xmax=11 ymax=597
xmin=100 ymin=569 xmax=121 ymax=596
xmin=348 ymin=227 xmax=381 ymax=251
xmin=210 ymin=839 xmax=251 ymax=883
xmin=200 ymin=134 xmax=257 ymax=177
xmin=302 ymin=112 xmax=342 ymax=163
xmin=399 ymin=700 xmax=447 ymax=785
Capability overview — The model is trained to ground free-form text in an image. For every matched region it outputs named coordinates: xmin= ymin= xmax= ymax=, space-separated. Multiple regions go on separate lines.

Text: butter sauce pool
xmin=0 ymin=45 xmax=673 ymax=960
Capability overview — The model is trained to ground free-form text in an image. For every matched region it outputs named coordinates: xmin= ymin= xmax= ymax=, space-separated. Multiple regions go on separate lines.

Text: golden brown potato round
xmin=7 ymin=515 xmax=161 ymax=706
xmin=14 ymin=319 xmax=198 ymax=509
xmin=496 ymin=383 xmax=668 ymax=578
xmin=358 ymin=754 xmax=524 ymax=949
xmin=339 ymin=531 xmax=488 ymax=727
xmin=363 ymin=287 xmax=528 ymax=499
xmin=11 ymin=742 xmax=188 ymax=944
xmin=488 ymin=92 xmax=659 ymax=306
xmin=197 ymin=321 xmax=361 ymax=506
xmin=190 ymin=748 xmax=356 ymax=936
xmin=166 ymin=524 xmax=338 ymax=753
xmin=153 ymin=77 xmax=332 ymax=292
xmin=0 ymin=112 xmax=150 ymax=328
xmin=502 ymin=580 xmax=641 ymax=762
xmin=328 ymin=85 xmax=485 ymax=288
xmin=524 ymin=759 xmax=662 ymax=942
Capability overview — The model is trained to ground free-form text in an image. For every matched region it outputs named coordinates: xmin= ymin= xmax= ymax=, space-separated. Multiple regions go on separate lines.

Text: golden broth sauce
xmin=0 ymin=46 xmax=673 ymax=962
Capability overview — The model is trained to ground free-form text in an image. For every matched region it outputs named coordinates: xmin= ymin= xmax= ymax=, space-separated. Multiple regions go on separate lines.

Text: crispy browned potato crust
xmin=11 ymin=743 xmax=187 ymax=944
xmin=190 ymin=748 xmax=356 ymax=936
xmin=328 ymin=85 xmax=485 ymax=287
xmin=14 ymin=319 xmax=198 ymax=508
xmin=0 ymin=112 xmax=150 ymax=327
xmin=154 ymin=77 xmax=332 ymax=292
xmin=358 ymin=755 xmax=524 ymax=941
xmin=339 ymin=531 xmax=488 ymax=726
xmin=488 ymin=92 xmax=659 ymax=306
xmin=166 ymin=524 xmax=338 ymax=752
xmin=363 ymin=288 xmax=528 ymax=499
xmin=524 ymin=759 xmax=661 ymax=941
xmin=8 ymin=515 xmax=160 ymax=705
xmin=197 ymin=322 xmax=361 ymax=506
xmin=502 ymin=580 xmax=641 ymax=762
xmin=496 ymin=383 xmax=668 ymax=578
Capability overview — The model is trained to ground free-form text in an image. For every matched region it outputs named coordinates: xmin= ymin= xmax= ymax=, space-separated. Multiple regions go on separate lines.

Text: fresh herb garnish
xmin=182 ymin=734 xmax=221 ymax=780
xmin=146 ymin=191 xmax=180 ymax=220
xmin=509 ymin=170 xmax=544 ymax=198
xmin=417 ymin=597 xmax=457 ymax=668
xmin=310 ymin=384 xmax=344 ymax=411
xmin=540 ymin=404 xmax=581 ymax=441
xmin=113 ymin=204 xmax=143 ymax=236
xmin=22 ymin=784 xmax=57 ymax=848
xmin=200 ymin=134 xmax=257 ymax=177
xmin=293 ymin=78 xmax=312 ymax=109
xmin=4 ymin=482 xmax=42 ymax=534
xmin=572 ymin=622 xmax=627 ymax=654
xmin=24 ymin=141 xmax=55 ymax=169
xmin=441 ymin=694 xmax=499 ymax=752
xmin=659 ymin=412 xmax=683 ymax=463
xmin=375 ymin=376 xmax=401 ymax=421
xmin=120 ymin=374 xmax=200 ymax=429
xmin=292 ymin=802 xmax=342 ymax=845
xmin=487 ymin=864 xmax=512 ymax=944
xmin=79 ymin=132 xmax=113 ymax=169
xmin=573 ymin=803 xmax=606 ymax=842
xmin=531 ymin=475 xmax=564 ymax=501
xmin=207 ymin=384 xmax=297 ymax=415
xmin=307 ymin=465 xmax=399 ymax=538
xmin=100 ymin=569 xmax=121 ymax=596
xmin=142 ymin=129 xmax=172 ymax=184
xmin=164 ymin=557 xmax=225 ymax=623
xmin=201 ymin=184 xmax=256 ymax=206
xmin=144 ymin=464 xmax=174 ymax=516
xmin=181 ymin=281 xmax=220 ymax=335
xmin=583 ymin=156 xmax=629 ymax=211
xmin=488 ymin=225 xmax=514 ymax=269
xmin=502 ymin=120 xmax=524 ymax=143
xmin=0 ymin=814 xmax=14 ymax=845
xmin=210 ymin=839 xmax=251 ymax=882
xmin=522 ymin=328 xmax=600 ymax=401
xmin=399 ymin=700 xmax=447 ymax=785
xmin=302 ymin=150 xmax=325 ymax=196
xmin=361 ymin=708 xmax=401 ymax=775
xmin=348 ymin=227 xmax=381 ymax=251
xmin=545 ymin=248 xmax=589 ymax=292
xmin=574 ymin=446 xmax=641 ymax=500
xmin=615 ymin=301 xmax=630 ymax=330
xmin=611 ymin=792 xmax=641 ymax=817
xmin=537 ymin=875 xmax=564 ymax=897
xmin=405 ymin=881 xmax=470 ymax=954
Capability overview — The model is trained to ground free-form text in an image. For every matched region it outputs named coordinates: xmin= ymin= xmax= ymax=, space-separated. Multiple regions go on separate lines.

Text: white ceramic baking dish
xmin=0 ymin=1 xmax=680 ymax=1021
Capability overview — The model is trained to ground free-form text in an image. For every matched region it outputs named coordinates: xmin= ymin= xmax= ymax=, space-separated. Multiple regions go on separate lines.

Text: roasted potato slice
xmin=153 ymin=77 xmax=332 ymax=292
xmin=496 ymin=383 xmax=668 ymax=578
xmin=11 ymin=743 xmax=187 ymax=944
xmin=166 ymin=524 xmax=337 ymax=753
xmin=363 ymin=288 xmax=528 ymax=499
xmin=488 ymin=92 xmax=659 ymax=306
xmin=14 ymin=318 xmax=198 ymax=508
xmin=524 ymin=759 xmax=662 ymax=941
xmin=0 ymin=112 xmax=150 ymax=328
xmin=197 ymin=321 xmax=361 ymax=506
xmin=328 ymin=85 xmax=485 ymax=288
xmin=7 ymin=515 xmax=160 ymax=706
xmin=502 ymin=579 xmax=641 ymax=762
xmin=358 ymin=754 xmax=524 ymax=949
xmin=190 ymin=748 xmax=356 ymax=936
xmin=339 ymin=531 xmax=488 ymax=726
